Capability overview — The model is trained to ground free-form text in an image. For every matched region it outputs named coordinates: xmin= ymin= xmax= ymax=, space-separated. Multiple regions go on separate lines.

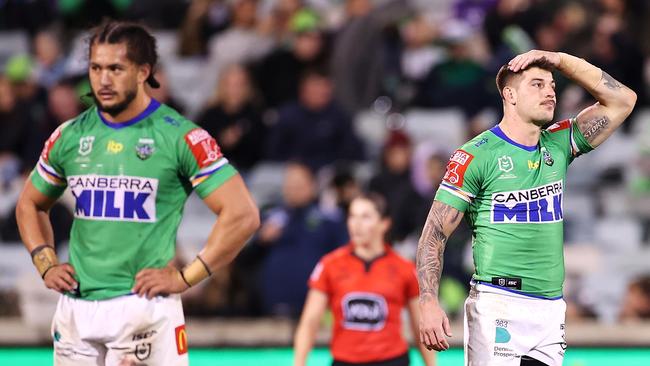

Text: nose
xmin=99 ymin=70 xmax=111 ymax=86
xmin=545 ymin=85 xmax=555 ymax=99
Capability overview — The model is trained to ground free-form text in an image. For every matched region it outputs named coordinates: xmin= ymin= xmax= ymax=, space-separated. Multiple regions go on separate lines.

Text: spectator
xmin=196 ymin=64 xmax=267 ymax=171
xmin=32 ymin=29 xmax=68 ymax=89
xmin=330 ymin=0 xmax=413 ymax=114
xmin=368 ymin=131 xmax=417 ymax=241
xmin=253 ymin=9 xmax=329 ymax=108
xmin=619 ymin=275 xmax=650 ymax=321
xmin=266 ymin=69 xmax=365 ymax=171
xmin=0 ymin=75 xmax=35 ymax=172
xmin=208 ymin=0 xmax=275 ymax=68
xmin=178 ymin=0 xmax=231 ymax=57
xmin=256 ymin=162 xmax=348 ymax=317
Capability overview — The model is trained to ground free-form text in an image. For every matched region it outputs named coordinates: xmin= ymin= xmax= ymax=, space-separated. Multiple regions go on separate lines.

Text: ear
xmin=137 ymin=64 xmax=151 ymax=85
xmin=503 ymin=86 xmax=517 ymax=105
xmin=380 ymin=217 xmax=392 ymax=235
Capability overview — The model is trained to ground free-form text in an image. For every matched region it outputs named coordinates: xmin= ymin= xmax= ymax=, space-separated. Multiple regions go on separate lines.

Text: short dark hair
xmin=495 ymin=58 xmax=555 ymax=98
xmin=88 ymin=20 xmax=160 ymax=88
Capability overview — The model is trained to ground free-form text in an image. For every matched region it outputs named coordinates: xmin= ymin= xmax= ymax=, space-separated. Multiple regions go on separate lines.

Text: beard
xmin=92 ymin=88 xmax=138 ymax=117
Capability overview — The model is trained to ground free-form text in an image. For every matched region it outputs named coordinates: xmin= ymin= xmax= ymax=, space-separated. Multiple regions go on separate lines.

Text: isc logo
xmin=491 ymin=180 xmax=563 ymax=224
xmin=68 ymin=175 xmax=157 ymax=222
xmin=342 ymin=292 xmax=388 ymax=331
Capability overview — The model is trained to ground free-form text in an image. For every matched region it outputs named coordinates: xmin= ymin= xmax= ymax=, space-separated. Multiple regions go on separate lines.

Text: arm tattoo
xmin=416 ymin=201 xmax=461 ymax=300
xmin=579 ymin=115 xmax=610 ymax=142
xmin=601 ymin=71 xmax=622 ymax=90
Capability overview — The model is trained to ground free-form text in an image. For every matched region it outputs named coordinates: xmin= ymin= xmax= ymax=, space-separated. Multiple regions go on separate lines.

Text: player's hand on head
xmin=418 ymin=296 xmax=452 ymax=352
xmin=43 ymin=263 xmax=77 ymax=293
xmin=508 ymin=50 xmax=560 ymax=72
xmin=132 ymin=265 xmax=189 ymax=299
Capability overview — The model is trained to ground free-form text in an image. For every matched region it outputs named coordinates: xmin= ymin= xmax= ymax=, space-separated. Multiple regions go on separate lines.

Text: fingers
xmin=443 ymin=315 xmax=453 ymax=337
xmin=44 ymin=265 xmax=77 ymax=293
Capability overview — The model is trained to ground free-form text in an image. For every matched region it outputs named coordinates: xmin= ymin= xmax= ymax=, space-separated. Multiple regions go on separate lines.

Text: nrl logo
xmin=136 ymin=138 xmax=155 ymax=160
xmin=498 ymin=155 xmax=514 ymax=172
xmin=78 ymin=136 xmax=95 ymax=156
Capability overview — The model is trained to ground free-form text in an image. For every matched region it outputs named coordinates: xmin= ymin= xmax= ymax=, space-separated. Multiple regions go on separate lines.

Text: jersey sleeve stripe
xmin=440 ymin=182 xmax=475 ymax=198
xmin=439 ymin=183 xmax=473 ymax=203
xmin=190 ymin=158 xmax=229 ymax=187
xmin=569 ymin=119 xmax=581 ymax=155
xmin=37 ymin=159 xmax=65 ymax=186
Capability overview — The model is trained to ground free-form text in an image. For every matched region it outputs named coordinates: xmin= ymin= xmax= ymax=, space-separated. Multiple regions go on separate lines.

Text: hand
xmin=43 ymin=263 xmax=77 ymax=293
xmin=419 ymin=296 xmax=452 ymax=351
xmin=132 ymin=265 xmax=189 ymax=299
xmin=508 ymin=50 xmax=560 ymax=72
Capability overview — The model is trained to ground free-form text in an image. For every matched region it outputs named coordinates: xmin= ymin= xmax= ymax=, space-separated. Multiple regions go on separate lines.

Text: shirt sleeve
xmin=569 ymin=117 xmax=594 ymax=157
xmin=434 ymin=149 xmax=482 ymax=212
xmin=178 ymin=127 xmax=238 ymax=198
xmin=30 ymin=124 xmax=68 ymax=198
xmin=308 ymin=260 xmax=331 ymax=294
xmin=404 ymin=262 xmax=419 ymax=300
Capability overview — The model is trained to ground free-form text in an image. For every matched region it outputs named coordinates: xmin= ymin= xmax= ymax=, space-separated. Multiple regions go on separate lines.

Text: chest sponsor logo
xmin=443 ymin=149 xmax=474 ymax=187
xmin=491 ymin=180 xmax=563 ymax=224
xmin=528 ymin=160 xmax=540 ymax=170
xmin=106 ymin=140 xmax=123 ymax=154
xmin=68 ymin=175 xmax=157 ymax=222
xmin=341 ymin=292 xmax=388 ymax=331
xmin=78 ymin=136 xmax=95 ymax=156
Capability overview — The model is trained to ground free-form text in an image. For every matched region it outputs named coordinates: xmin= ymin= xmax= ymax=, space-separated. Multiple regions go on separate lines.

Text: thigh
xmin=52 ymin=296 xmax=107 ymax=366
xmin=463 ymin=291 xmax=526 ymax=366
xmin=104 ymin=295 xmax=188 ymax=366
xmin=526 ymin=300 xmax=567 ymax=366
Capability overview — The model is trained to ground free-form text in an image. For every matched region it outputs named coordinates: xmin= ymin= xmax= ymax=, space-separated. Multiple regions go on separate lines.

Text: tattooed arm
xmin=508 ymin=50 xmax=636 ymax=149
xmin=556 ymin=52 xmax=636 ymax=148
xmin=416 ymin=200 xmax=464 ymax=352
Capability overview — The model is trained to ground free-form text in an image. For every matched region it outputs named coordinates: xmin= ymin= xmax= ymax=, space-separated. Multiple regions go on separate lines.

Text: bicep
xmin=301 ymin=289 xmax=329 ymax=322
xmin=424 ymin=200 xmax=464 ymax=239
xmin=18 ymin=180 xmax=58 ymax=212
xmin=575 ymin=72 xmax=637 ymax=148
xmin=202 ymin=174 xmax=258 ymax=217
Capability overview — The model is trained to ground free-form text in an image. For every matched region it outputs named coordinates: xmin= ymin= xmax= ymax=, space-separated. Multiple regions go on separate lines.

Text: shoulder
xmin=321 ymin=245 xmax=352 ymax=266
xmin=544 ymin=119 xmax=572 ymax=134
xmin=447 ymin=130 xmax=495 ymax=165
xmin=387 ymin=249 xmax=416 ymax=271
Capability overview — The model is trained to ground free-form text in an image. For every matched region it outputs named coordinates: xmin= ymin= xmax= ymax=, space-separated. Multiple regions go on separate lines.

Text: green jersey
xmin=31 ymin=99 xmax=237 ymax=300
xmin=435 ymin=119 xmax=593 ymax=298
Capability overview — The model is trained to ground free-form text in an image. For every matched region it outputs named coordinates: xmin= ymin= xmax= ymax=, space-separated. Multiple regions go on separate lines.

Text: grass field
xmin=1 ymin=347 xmax=649 ymax=365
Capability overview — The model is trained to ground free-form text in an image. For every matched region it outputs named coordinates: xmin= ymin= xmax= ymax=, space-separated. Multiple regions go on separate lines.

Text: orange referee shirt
xmin=309 ymin=243 xmax=419 ymax=363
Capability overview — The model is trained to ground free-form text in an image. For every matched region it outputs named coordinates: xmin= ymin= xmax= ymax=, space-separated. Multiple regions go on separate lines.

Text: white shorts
xmin=52 ymin=294 xmax=189 ymax=366
xmin=464 ymin=282 xmax=566 ymax=366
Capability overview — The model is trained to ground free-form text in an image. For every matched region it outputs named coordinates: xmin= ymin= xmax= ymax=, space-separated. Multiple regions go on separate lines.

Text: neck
xmin=353 ymin=240 xmax=386 ymax=261
xmin=499 ymin=111 xmax=542 ymax=147
xmin=100 ymin=90 xmax=151 ymax=124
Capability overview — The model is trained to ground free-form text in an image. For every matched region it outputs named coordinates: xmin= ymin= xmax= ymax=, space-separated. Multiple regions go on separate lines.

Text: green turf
xmin=0 ymin=347 xmax=649 ymax=365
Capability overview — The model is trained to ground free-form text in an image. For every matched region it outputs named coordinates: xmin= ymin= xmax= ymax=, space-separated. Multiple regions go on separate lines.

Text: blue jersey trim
xmin=490 ymin=125 xmax=537 ymax=152
xmin=475 ymin=280 xmax=563 ymax=300
xmin=98 ymin=98 xmax=161 ymax=129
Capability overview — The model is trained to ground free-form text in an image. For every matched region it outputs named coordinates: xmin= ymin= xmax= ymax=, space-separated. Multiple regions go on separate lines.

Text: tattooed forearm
xmin=579 ymin=115 xmax=610 ymax=142
xmin=601 ymin=71 xmax=622 ymax=90
xmin=416 ymin=201 xmax=461 ymax=300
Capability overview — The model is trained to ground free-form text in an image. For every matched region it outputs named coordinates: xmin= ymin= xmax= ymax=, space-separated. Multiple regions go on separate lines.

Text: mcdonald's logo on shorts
xmin=175 ymin=325 xmax=188 ymax=355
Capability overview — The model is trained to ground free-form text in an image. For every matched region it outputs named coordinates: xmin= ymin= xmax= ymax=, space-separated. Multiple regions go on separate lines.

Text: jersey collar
xmin=98 ymin=98 xmax=161 ymax=129
xmin=490 ymin=125 xmax=537 ymax=152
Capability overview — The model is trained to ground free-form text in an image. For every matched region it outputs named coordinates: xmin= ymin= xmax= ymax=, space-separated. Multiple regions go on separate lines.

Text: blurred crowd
xmin=2 ymin=0 xmax=650 ymax=326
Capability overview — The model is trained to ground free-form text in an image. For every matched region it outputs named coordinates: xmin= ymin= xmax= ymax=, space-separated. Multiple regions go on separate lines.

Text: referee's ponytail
xmin=88 ymin=20 xmax=160 ymax=89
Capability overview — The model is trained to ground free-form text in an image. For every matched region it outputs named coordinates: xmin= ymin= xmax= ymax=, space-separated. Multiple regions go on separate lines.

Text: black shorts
xmin=332 ymin=352 xmax=409 ymax=366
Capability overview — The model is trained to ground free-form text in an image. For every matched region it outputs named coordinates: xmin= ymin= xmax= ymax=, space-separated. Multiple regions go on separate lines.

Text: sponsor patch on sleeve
xmin=40 ymin=126 xmax=63 ymax=163
xmin=184 ymin=128 xmax=223 ymax=168
xmin=443 ymin=149 xmax=474 ymax=187
xmin=175 ymin=325 xmax=188 ymax=355
xmin=547 ymin=119 xmax=571 ymax=133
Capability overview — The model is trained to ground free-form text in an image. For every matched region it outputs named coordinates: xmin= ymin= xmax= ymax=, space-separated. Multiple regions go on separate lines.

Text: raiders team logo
xmin=341 ymin=292 xmax=388 ymax=331
xmin=136 ymin=138 xmax=155 ymax=160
